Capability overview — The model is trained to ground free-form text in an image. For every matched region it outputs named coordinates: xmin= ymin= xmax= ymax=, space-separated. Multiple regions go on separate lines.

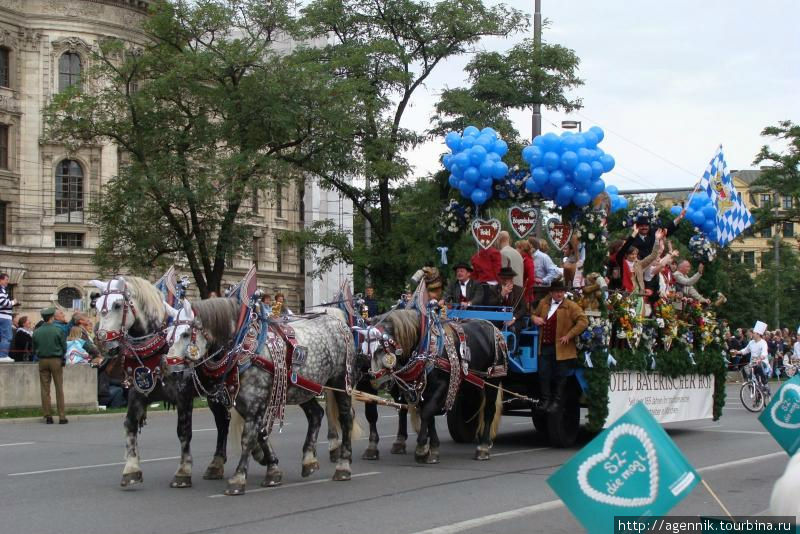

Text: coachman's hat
xmin=548 ymin=281 xmax=568 ymax=292
xmin=452 ymin=262 xmax=473 ymax=272
xmin=636 ymin=216 xmax=651 ymax=225
xmin=497 ymin=266 xmax=517 ymax=279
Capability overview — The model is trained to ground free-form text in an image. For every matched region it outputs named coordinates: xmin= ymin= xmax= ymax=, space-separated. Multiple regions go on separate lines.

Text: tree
xmin=46 ymin=0 xmax=350 ymax=296
xmin=751 ymin=120 xmax=800 ymax=228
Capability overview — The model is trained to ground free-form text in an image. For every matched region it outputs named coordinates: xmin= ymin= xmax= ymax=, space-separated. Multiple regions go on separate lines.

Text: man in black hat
xmin=487 ymin=266 xmax=527 ymax=336
xmin=629 ymin=210 xmax=685 ymax=260
xmin=444 ymin=262 xmax=484 ymax=308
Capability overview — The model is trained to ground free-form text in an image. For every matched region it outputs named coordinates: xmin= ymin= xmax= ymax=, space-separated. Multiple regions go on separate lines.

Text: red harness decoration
xmin=250 ymin=323 xmax=323 ymax=396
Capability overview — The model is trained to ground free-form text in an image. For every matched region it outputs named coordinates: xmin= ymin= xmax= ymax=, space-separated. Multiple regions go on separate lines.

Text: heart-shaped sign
xmin=546 ymin=218 xmax=574 ymax=251
xmin=471 ymin=218 xmax=501 ymax=250
xmin=577 ymin=423 xmax=659 ymax=508
xmin=508 ymin=206 xmax=539 ymax=239
xmin=770 ymin=383 xmax=800 ymax=429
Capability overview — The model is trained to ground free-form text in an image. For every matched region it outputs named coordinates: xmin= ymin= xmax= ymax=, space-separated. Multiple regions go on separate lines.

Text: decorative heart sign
xmin=508 ymin=206 xmax=539 ymax=239
xmin=546 ymin=218 xmax=573 ymax=251
xmin=769 ymin=383 xmax=800 ymax=430
xmin=471 ymin=218 xmax=501 ymax=250
xmin=576 ymin=423 xmax=659 ymax=508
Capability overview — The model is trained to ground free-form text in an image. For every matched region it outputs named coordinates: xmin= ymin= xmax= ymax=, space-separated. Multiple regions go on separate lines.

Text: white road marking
xmin=492 ymin=448 xmax=549 ymax=457
xmin=0 ymin=442 xmax=35 ymax=447
xmin=695 ymin=428 xmax=769 ymax=435
xmin=8 ymin=456 xmax=180 ymax=476
xmin=511 ymin=421 xmax=533 ymax=426
xmin=408 ymin=451 xmax=787 ymax=534
xmin=194 ymin=428 xmax=215 ymax=432
xmin=207 ymin=471 xmax=381 ymax=498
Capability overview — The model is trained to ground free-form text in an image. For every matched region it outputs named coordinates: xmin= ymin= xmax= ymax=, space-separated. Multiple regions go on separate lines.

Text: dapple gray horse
xmin=166 ymin=299 xmax=359 ymax=495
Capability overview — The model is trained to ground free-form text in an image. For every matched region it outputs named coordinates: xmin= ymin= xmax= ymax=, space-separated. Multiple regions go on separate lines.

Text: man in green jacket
xmin=33 ymin=307 xmax=68 ymax=424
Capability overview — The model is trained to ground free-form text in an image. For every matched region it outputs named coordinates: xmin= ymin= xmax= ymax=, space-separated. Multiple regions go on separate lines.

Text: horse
xmin=365 ymin=308 xmax=507 ymax=463
xmin=165 ymin=298 xmax=359 ymax=495
xmin=90 ymin=277 xmax=230 ymax=488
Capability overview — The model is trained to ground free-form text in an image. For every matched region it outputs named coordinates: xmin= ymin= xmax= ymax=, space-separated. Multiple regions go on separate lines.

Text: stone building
xmin=0 ymin=0 xmax=352 ymax=317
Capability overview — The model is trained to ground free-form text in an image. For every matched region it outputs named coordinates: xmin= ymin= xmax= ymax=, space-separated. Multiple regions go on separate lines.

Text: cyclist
xmin=731 ymin=321 xmax=771 ymax=388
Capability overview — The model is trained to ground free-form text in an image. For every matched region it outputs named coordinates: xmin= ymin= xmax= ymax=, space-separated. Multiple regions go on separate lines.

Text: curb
xmin=0 ymin=406 xmax=210 ymax=424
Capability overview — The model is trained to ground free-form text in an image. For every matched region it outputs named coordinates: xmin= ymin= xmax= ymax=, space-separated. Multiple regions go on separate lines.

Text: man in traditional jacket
xmin=443 ymin=262 xmax=484 ymax=308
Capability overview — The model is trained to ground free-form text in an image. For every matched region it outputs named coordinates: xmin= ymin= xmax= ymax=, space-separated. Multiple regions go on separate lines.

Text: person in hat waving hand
xmin=444 ymin=262 xmax=484 ymax=308
xmin=630 ymin=210 xmax=684 ymax=260
xmin=532 ymin=283 xmax=588 ymax=413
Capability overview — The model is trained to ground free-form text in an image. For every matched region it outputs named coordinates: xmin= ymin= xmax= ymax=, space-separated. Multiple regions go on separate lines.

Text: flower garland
xmin=576 ymin=316 xmax=612 ymax=352
xmin=571 ymin=206 xmax=609 ymax=273
xmin=622 ymin=202 xmax=660 ymax=228
xmin=439 ymin=199 xmax=473 ymax=235
xmin=688 ymin=233 xmax=717 ymax=263
xmin=493 ymin=169 xmax=530 ymax=202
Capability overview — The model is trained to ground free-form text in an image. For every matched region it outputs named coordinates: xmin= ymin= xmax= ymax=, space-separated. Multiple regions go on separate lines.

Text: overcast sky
xmin=401 ymin=0 xmax=799 ymax=192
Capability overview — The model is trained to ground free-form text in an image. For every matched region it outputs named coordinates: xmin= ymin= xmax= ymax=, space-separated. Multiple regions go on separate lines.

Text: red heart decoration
xmin=546 ymin=218 xmax=573 ymax=251
xmin=508 ymin=206 xmax=539 ymax=239
xmin=470 ymin=218 xmax=501 ymax=250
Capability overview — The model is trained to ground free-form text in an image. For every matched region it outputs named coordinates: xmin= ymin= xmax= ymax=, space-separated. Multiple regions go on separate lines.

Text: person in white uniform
xmin=731 ymin=320 xmax=771 ymax=386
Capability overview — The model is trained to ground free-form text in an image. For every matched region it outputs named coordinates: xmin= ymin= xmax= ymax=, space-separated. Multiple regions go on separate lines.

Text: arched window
xmin=58 ymin=52 xmax=81 ymax=92
xmin=55 ymin=159 xmax=84 ymax=223
xmin=57 ymin=287 xmax=83 ymax=309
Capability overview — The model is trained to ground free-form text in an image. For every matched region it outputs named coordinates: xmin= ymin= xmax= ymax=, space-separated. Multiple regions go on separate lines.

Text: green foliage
xmin=751 ymin=120 xmax=800 ymax=228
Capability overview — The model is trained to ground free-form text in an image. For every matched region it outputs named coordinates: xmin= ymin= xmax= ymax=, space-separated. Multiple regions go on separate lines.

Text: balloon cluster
xmin=670 ymin=194 xmax=717 ymax=239
xmin=521 ymin=126 xmax=615 ymax=208
xmin=443 ymin=126 xmax=510 ymax=206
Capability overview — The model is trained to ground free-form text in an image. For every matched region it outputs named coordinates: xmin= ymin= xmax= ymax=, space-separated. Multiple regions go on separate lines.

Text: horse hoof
xmin=474 ymin=449 xmax=491 ymax=461
xmin=302 ymin=461 xmax=320 ymax=478
xmin=361 ymin=447 xmax=380 ymax=461
xmin=170 ymin=475 xmax=192 ymax=488
xmin=203 ymin=466 xmax=224 ymax=480
xmin=120 ymin=471 xmax=143 ymax=488
xmin=332 ymin=469 xmax=351 ymax=481
xmin=426 ymin=450 xmax=440 ymax=464
xmin=329 ymin=449 xmax=340 ymax=463
xmin=224 ymin=483 xmax=246 ymax=496
xmin=261 ymin=470 xmax=282 ymax=487
xmin=390 ymin=442 xmax=406 ymax=455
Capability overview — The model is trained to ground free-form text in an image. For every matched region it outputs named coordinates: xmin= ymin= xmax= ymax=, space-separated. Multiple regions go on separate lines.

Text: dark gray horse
xmin=166 ymin=299 xmax=358 ymax=495
xmin=365 ymin=309 xmax=506 ymax=463
xmin=90 ymin=277 xmax=230 ymax=488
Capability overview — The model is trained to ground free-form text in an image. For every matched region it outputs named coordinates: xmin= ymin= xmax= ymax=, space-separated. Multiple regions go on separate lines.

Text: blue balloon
xmin=690 ymin=210 xmax=705 ymax=227
xmin=583 ymin=131 xmax=599 ymax=149
xmin=478 ymin=177 xmax=493 ymax=190
xmin=543 ymin=151 xmax=561 ymax=171
xmin=491 ymin=161 xmax=509 ymax=179
xmin=469 ymin=145 xmax=488 ymax=165
xmin=542 ymin=132 xmax=562 ymax=153
xmin=479 ymin=160 xmax=494 ymax=177
xmin=588 ymin=178 xmax=605 ymax=197
xmin=532 ymin=167 xmax=549 ymax=187
xmin=557 ymin=183 xmax=575 ymax=201
xmin=574 ymin=161 xmax=592 ymax=182
xmin=577 ymin=147 xmax=593 ymax=163
xmin=606 ymin=184 xmax=619 ymax=195
xmin=448 ymin=174 xmax=459 ymax=188
xmin=702 ymin=205 xmax=717 ymax=221
xmin=461 ymin=135 xmax=476 ymax=150
xmin=599 ymin=153 xmax=615 ymax=172
xmin=572 ymin=134 xmax=587 ymax=151
xmin=471 ymin=188 xmax=488 ymax=206
xmin=475 ymin=134 xmax=494 ymax=150
xmin=445 ymin=132 xmax=462 ymax=151
xmin=486 ymin=152 xmax=501 ymax=162
xmin=541 ymin=184 xmax=556 ymax=200
xmin=532 ymin=135 xmax=545 ymax=147
xmin=618 ymin=197 xmax=629 ymax=210
xmin=450 ymin=164 xmax=463 ymax=178
xmin=590 ymin=160 xmax=604 ymax=179
xmin=460 ymin=181 xmax=475 ymax=196
xmin=588 ymin=126 xmax=605 ymax=143
xmin=492 ymin=139 xmax=508 ymax=156
xmin=522 ymin=145 xmax=537 ymax=163
xmin=702 ymin=220 xmax=716 ymax=234
xmin=463 ymin=166 xmax=480 ymax=184
xmin=689 ymin=195 xmax=704 ymax=210
xmin=525 ymin=177 xmax=541 ymax=193
xmin=463 ymin=125 xmax=480 ymax=138
xmin=549 ymin=170 xmax=566 ymax=188
xmin=670 ymin=205 xmax=682 ymax=217
xmin=453 ymin=151 xmax=470 ymax=169
xmin=526 ymin=145 xmax=543 ymax=166
xmin=560 ymin=151 xmax=579 ymax=171
xmin=562 ymin=135 xmax=580 ymax=152
xmin=574 ymin=190 xmax=592 ymax=207
xmin=442 ymin=154 xmax=452 ymax=169
xmin=480 ymin=127 xmax=497 ymax=139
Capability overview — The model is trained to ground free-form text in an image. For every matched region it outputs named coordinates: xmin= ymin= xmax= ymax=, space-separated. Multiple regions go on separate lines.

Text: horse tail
xmin=475 ymin=387 xmax=503 ymax=441
xmin=228 ymin=408 xmax=245 ymax=459
xmin=325 ymin=391 xmax=363 ymax=444
xmin=408 ymin=403 xmax=421 ymax=434
xmin=475 ymin=395 xmax=487 ymax=439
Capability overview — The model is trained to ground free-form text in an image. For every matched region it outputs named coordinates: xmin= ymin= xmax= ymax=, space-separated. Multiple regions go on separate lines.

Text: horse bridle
xmin=96 ymin=278 xmax=138 ymax=343
xmin=167 ymin=307 xmax=205 ymax=363
xmin=362 ymin=325 xmax=403 ymax=380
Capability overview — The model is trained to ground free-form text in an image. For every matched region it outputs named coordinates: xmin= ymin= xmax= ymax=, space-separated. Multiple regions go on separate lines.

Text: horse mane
xmin=190 ymin=298 xmax=239 ymax=343
xmin=375 ymin=309 xmax=422 ymax=356
xmin=125 ymin=276 xmax=167 ymax=330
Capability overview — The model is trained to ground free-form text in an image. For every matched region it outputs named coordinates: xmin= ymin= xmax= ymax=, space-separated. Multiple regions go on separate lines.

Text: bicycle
xmin=739 ymin=363 xmax=772 ymax=412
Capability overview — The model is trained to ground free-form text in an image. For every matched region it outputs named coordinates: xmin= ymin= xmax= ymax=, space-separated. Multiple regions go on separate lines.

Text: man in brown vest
xmin=532 ymin=282 xmax=588 ymax=413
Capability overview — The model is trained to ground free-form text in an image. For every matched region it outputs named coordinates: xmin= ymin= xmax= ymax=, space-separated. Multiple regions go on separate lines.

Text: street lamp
xmin=561 ymin=120 xmax=582 ymax=132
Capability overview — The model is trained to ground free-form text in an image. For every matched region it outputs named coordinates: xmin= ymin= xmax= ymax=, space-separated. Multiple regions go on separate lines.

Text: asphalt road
xmin=0 ymin=384 xmax=791 ymax=534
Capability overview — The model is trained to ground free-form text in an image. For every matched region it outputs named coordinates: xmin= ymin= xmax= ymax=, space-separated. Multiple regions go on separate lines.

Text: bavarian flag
xmin=697 ymin=145 xmax=755 ymax=246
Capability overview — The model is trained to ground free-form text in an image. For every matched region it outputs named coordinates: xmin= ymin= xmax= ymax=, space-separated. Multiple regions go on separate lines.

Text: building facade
xmin=654 ymin=169 xmax=799 ymax=272
xmin=0 ymin=0 xmax=352 ymax=317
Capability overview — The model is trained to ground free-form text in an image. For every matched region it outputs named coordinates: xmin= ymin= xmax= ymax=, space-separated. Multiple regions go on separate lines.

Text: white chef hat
xmin=753 ymin=321 xmax=767 ymax=336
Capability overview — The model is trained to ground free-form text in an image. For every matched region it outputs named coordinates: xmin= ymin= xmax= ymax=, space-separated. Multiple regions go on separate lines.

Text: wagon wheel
xmin=446 ymin=389 xmax=481 ymax=443
xmin=531 ymin=409 xmax=548 ymax=435
xmin=546 ymin=380 xmax=581 ymax=448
